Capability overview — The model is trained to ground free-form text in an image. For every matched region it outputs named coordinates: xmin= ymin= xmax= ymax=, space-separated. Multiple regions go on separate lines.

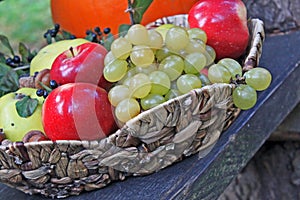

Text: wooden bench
xmin=0 ymin=17 xmax=299 ymax=200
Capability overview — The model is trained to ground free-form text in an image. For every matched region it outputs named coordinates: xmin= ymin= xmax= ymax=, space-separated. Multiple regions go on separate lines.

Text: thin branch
xmin=126 ymin=0 xmax=135 ymax=25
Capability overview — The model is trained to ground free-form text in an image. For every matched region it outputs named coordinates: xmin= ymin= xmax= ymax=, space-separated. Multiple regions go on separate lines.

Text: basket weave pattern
xmin=0 ymin=17 xmax=265 ymax=198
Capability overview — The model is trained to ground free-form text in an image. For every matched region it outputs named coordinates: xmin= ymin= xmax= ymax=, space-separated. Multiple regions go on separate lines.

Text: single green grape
xmin=176 ymin=74 xmax=202 ymax=94
xmin=165 ymin=26 xmax=189 ymax=52
xmin=159 ymin=55 xmax=184 ymax=81
xmin=129 ymin=73 xmax=152 ymax=98
xmin=165 ymin=89 xmax=181 ymax=101
xmin=204 ymin=45 xmax=216 ymax=66
xmin=104 ymin=59 xmax=128 ymax=82
xmin=148 ymin=29 xmax=163 ymax=50
xmin=218 ymin=58 xmax=242 ymax=79
xmin=244 ymin=67 xmax=272 ymax=91
xmin=118 ymin=66 xmax=136 ymax=84
xmin=104 ymin=51 xmax=116 ymax=66
xmin=233 ymin=85 xmax=257 ymax=110
xmin=130 ymin=45 xmax=155 ymax=67
xmin=149 ymin=71 xmax=171 ymax=95
xmin=127 ymin=24 xmax=149 ymax=45
xmin=208 ymin=64 xmax=231 ymax=83
xmin=155 ymin=24 xmax=175 ymax=41
xmin=187 ymin=28 xmax=207 ymax=43
xmin=184 ymin=52 xmax=207 ymax=74
xmin=111 ymin=37 xmax=132 ymax=60
xmin=136 ymin=63 xmax=158 ymax=74
xmin=156 ymin=46 xmax=174 ymax=62
xmin=185 ymin=38 xmax=206 ymax=54
xmin=123 ymin=76 xmax=132 ymax=87
xmin=115 ymin=98 xmax=140 ymax=123
xmin=108 ymin=85 xmax=130 ymax=106
xmin=141 ymin=93 xmax=165 ymax=110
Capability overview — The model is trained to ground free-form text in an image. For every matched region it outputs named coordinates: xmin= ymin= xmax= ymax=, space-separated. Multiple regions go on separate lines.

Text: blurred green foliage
xmin=0 ymin=0 xmax=53 ymax=53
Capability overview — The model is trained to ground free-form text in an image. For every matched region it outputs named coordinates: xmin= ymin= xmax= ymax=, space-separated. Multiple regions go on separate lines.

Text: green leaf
xmin=0 ymin=53 xmax=6 ymax=64
xmin=45 ymin=34 xmax=52 ymax=44
xmin=132 ymin=0 xmax=153 ymax=23
xmin=0 ymin=68 xmax=19 ymax=93
xmin=0 ymin=35 xmax=14 ymax=56
xmin=15 ymin=95 xmax=39 ymax=118
xmin=118 ymin=24 xmax=131 ymax=37
xmin=54 ymin=34 xmax=64 ymax=41
xmin=103 ymin=33 xmax=115 ymax=51
xmin=61 ymin=30 xmax=75 ymax=40
xmin=0 ymin=62 xmax=11 ymax=79
xmin=18 ymin=42 xmax=30 ymax=64
xmin=85 ymin=33 xmax=94 ymax=42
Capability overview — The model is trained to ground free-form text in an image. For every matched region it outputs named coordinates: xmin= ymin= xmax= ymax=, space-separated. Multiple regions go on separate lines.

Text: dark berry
xmin=91 ymin=33 xmax=97 ymax=40
xmin=94 ymin=27 xmax=100 ymax=32
xmin=13 ymin=55 xmax=21 ymax=63
xmin=49 ymin=80 xmax=58 ymax=89
xmin=103 ymin=27 xmax=111 ymax=34
xmin=69 ymin=35 xmax=76 ymax=39
xmin=27 ymin=54 xmax=34 ymax=63
xmin=86 ymin=30 xmax=92 ymax=35
xmin=50 ymin=29 xmax=57 ymax=37
xmin=44 ymin=29 xmax=50 ymax=38
xmin=43 ymin=90 xmax=49 ymax=98
xmin=5 ymin=57 xmax=12 ymax=65
xmin=54 ymin=24 xmax=60 ymax=31
xmin=36 ymin=89 xmax=45 ymax=97
xmin=94 ymin=27 xmax=102 ymax=35
xmin=33 ymin=71 xmax=39 ymax=78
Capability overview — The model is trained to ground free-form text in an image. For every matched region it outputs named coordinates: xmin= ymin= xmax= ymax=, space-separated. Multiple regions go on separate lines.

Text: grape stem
xmin=126 ymin=0 xmax=135 ymax=25
xmin=13 ymin=65 xmax=30 ymax=71
xmin=231 ymin=75 xmax=246 ymax=86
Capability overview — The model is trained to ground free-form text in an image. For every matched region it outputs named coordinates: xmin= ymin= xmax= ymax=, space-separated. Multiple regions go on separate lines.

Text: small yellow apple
xmin=30 ymin=38 xmax=89 ymax=75
xmin=0 ymin=88 xmax=45 ymax=142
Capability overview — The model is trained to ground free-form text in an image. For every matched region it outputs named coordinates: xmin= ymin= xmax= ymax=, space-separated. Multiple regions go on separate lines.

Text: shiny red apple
xmin=42 ymin=82 xmax=117 ymax=141
xmin=50 ymin=42 xmax=111 ymax=90
xmin=188 ymin=0 xmax=250 ymax=60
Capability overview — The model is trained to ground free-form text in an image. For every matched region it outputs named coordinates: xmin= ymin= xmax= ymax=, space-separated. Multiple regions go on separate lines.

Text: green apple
xmin=30 ymin=38 xmax=89 ymax=76
xmin=0 ymin=88 xmax=45 ymax=142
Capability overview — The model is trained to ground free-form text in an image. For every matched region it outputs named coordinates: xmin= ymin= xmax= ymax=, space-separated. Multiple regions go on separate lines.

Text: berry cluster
xmin=36 ymin=80 xmax=59 ymax=98
xmin=43 ymin=24 xmax=76 ymax=43
xmin=5 ymin=55 xmax=22 ymax=68
xmin=85 ymin=27 xmax=111 ymax=44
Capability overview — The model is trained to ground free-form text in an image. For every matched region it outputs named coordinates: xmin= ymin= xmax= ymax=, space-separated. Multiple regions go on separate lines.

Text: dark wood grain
xmin=0 ymin=29 xmax=299 ymax=200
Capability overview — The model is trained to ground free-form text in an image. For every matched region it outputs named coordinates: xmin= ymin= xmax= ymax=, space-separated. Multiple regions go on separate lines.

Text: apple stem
xmin=69 ymin=47 xmax=75 ymax=57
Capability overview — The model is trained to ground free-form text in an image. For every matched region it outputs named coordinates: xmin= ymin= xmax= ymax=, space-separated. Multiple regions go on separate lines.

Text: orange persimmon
xmin=50 ymin=0 xmax=198 ymax=37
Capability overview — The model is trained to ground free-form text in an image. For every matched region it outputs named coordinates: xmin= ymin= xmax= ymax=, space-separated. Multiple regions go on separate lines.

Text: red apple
xmin=42 ymin=82 xmax=117 ymax=141
xmin=188 ymin=0 xmax=250 ymax=60
xmin=50 ymin=42 xmax=111 ymax=90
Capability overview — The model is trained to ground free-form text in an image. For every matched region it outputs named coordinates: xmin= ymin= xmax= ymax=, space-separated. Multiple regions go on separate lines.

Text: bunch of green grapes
xmin=104 ymin=24 xmax=215 ymax=123
xmin=207 ymin=58 xmax=272 ymax=110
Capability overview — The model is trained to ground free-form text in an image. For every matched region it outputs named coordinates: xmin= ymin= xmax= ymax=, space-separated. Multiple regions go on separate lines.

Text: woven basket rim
xmin=0 ymin=18 xmax=265 ymax=148
xmin=0 ymin=16 xmax=265 ymax=199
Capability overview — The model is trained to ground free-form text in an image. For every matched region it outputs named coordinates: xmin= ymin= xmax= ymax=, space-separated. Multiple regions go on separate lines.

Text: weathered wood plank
xmin=219 ymin=141 xmax=300 ymax=200
xmin=269 ymin=103 xmax=300 ymax=141
xmin=0 ymin=27 xmax=299 ymax=200
xmin=244 ymin=0 xmax=300 ymax=33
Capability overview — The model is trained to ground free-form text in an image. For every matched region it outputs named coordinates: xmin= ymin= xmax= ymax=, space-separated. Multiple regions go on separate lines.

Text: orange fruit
xmin=50 ymin=0 xmax=198 ymax=37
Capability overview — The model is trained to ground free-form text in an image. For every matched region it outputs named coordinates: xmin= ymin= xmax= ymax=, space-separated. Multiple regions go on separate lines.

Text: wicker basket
xmin=0 ymin=16 xmax=265 ymax=198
